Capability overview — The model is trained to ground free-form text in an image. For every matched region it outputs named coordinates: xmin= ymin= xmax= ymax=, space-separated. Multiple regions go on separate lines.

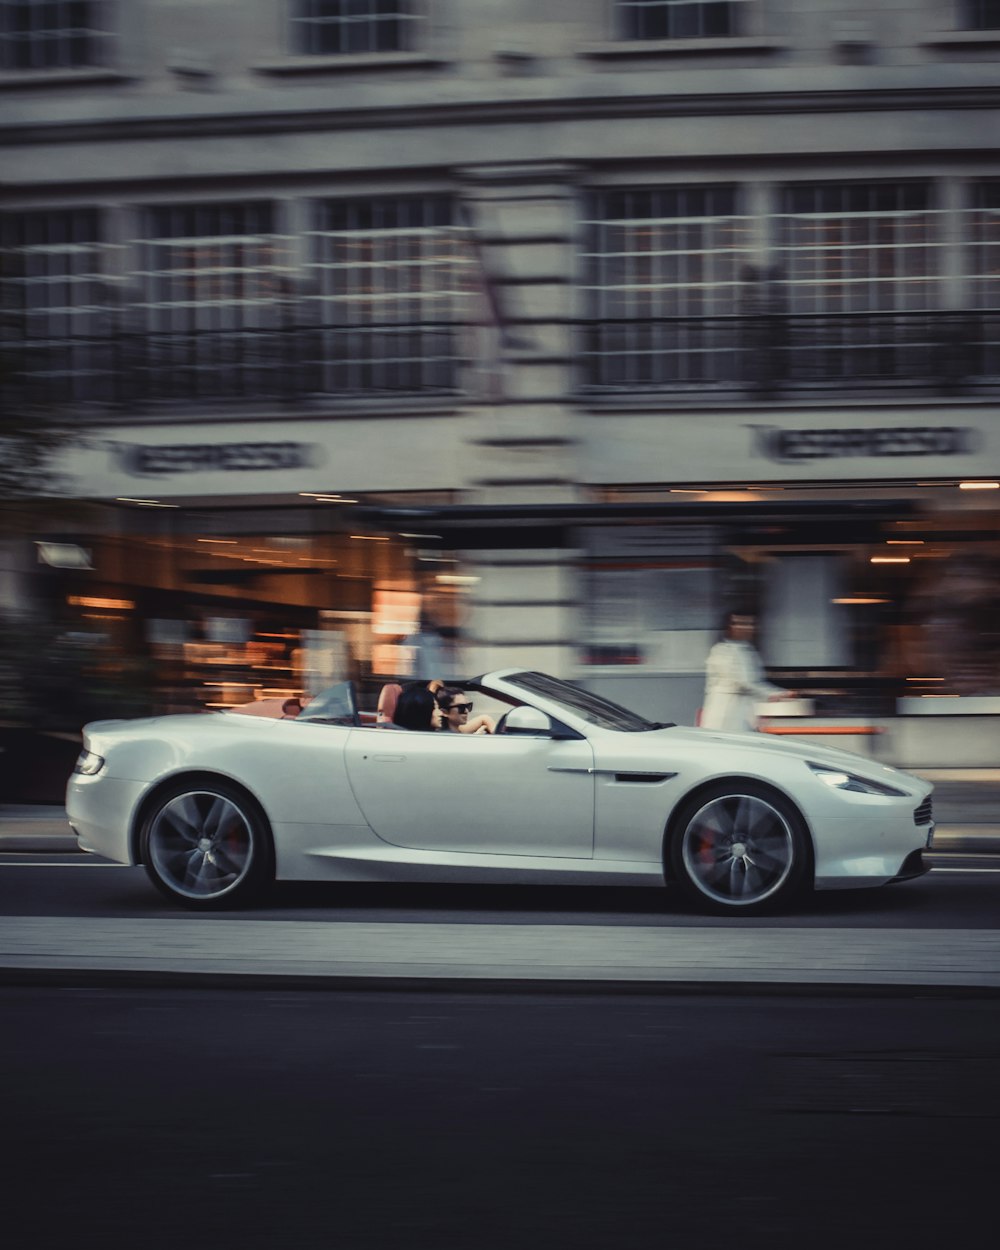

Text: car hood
xmin=650 ymin=725 xmax=928 ymax=791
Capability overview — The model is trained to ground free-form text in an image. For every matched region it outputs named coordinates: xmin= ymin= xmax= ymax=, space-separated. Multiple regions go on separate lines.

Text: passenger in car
xmin=437 ymin=686 xmax=495 ymax=735
xmin=376 ymin=683 xmax=403 ymax=725
xmin=391 ymin=681 xmax=445 ymax=731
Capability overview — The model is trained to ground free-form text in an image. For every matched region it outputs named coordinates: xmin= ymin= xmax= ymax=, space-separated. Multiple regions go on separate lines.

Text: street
xmin=3 ymin=985 xmax=998 ymax=1250
xmin=2 ymin=853 xmax=999 ymax=928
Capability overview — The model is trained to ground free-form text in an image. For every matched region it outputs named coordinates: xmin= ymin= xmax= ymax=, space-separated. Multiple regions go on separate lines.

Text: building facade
xmin=2 ymin=1 xmax=1000 ymax=761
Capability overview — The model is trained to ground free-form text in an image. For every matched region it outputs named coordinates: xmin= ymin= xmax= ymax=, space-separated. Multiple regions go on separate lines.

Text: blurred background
xmin=2 ymin=0 xmax=1000 ymax=796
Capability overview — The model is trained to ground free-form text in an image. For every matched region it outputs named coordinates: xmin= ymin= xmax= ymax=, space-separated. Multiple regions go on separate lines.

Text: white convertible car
xmin=66 ymin=669 xmax=934 ymax=915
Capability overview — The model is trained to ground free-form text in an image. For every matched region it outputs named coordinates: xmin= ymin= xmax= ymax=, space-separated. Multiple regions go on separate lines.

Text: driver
xmin=437 ymin=687 xmax=495 ymax=735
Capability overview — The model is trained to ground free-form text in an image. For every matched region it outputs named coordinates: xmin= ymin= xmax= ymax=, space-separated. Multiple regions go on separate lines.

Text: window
xmin=134 ymin=202 xmax=294 ymax=401
xmin=961 ymin=1 xmax=1000 ymax=30
xmin=581 ymin=186 xmax=753 ymax=387
xmin=0 ymin=208 xmax=111 ymax=403
xmin=968 ymin=182 xmax=1000 ymax=309
xmin=289 ymin=0 xmax=421 ymax=56
xmin=965 ymin=181 xmax=1000 ymax=375
xmin=307 ymin=195 xmax=472 ymax=393
xmin=0 ymin=0 xmax=110 ymax=71
xmin=615 ymin=0 xmax=747 ymax=40
xmin=773 ymin=183 xmax=943 ymax=382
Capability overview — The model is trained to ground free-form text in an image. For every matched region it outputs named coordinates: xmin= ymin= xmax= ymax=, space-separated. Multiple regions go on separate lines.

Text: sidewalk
xmin=1 ymin=916 xmax=999 ymax=993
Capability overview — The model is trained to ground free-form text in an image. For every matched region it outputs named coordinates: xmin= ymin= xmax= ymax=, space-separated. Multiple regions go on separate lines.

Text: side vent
xmin=913 ymin=796 xmax=933 ymax=826
xmin=613 ymin=772 xmax=677 ymax=784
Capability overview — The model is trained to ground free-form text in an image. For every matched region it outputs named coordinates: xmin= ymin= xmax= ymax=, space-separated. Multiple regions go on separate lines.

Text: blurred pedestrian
xmin=700 ymin=612 xmax=795 ymax=733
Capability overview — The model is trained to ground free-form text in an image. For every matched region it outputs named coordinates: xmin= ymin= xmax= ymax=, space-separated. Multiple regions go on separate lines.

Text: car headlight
xmin=73 ymin=750 xmax=105 ymax=777
xmin=807 ymin=762 xmax=908 ymax=797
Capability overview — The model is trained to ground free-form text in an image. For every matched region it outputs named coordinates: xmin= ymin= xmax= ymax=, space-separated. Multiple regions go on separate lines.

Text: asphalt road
xmin=2 ymin=853 xmax=999 ymax=928
xmin=3 ymin=985 xmax=997 ymax=1250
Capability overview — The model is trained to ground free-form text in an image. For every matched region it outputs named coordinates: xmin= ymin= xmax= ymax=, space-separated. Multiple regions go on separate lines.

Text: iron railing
xmin=581 ymin=310 xmax=1000 ymax=394
xmin=4 ymin=310 xmax=1000 ymax=409
xmin=1 ymin=321 xmax=465 ymax=409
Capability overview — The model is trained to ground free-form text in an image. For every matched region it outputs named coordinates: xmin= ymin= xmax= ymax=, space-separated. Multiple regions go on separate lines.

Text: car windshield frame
xmin=501 ymin=671 xmax=661 ymax=732
xmin=296 ymin=681 xmax=359 ymax=726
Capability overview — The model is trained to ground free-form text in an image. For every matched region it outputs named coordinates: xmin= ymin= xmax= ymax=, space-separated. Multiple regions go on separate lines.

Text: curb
xmin=2 ymin=966 xmax=999 ymax=998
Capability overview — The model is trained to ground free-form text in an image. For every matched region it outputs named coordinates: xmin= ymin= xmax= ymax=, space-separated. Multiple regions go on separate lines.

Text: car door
xmin=342 ymin=726 xmax=595 ymax=858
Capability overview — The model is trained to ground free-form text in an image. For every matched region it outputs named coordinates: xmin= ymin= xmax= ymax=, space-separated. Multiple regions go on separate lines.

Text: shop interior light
xmin=906 ymin=677 xmax=944 ymax=682
xmin=197 ymin=538 xmax=239 ymax=544
xmin=68 ymin=595 xmax=136 ymax=611
xmin=349 ymin=534 xmax=390 ymax=541
xmin=958 ymin=481 xmax=1000 ymax=490
xmin=885 ymin=539 xmax=924 ymax=545
xmin=870 ymin=556 xmax=911 ymax=564
xmin=831 ymin=597 xmax=889 ymax=604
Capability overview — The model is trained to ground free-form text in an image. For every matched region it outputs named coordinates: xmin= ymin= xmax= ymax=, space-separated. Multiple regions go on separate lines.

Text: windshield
xmin=297 ymin=681 xmax=358 ymax=726
xmin=504 ymin=672 xmax=660 ymax=732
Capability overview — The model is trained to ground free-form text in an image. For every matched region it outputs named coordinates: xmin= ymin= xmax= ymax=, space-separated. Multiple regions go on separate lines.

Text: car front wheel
xmin=140 ymin=779 xmax=272 ymax=909
xmin=668 ymin=782 xmax=810 ymax=914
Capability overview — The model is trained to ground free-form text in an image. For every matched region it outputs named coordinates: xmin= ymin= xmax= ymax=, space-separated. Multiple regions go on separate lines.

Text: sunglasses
xmin=447 ymin=702 xmax=474 ymax=714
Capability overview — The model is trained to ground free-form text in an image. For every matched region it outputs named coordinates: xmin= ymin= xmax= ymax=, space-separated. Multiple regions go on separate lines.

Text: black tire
xmin=139 ymin=777 xmax=273 ymax=910
xmin=667 ymin=780 xmax=811 ymax=915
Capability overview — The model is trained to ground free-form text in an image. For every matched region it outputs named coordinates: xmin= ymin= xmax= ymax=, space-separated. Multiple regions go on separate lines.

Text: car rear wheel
xmin=140 ymin=779 xmax=272 ymax=909
xmin=668 ymin=781 xmax=810 ymax=914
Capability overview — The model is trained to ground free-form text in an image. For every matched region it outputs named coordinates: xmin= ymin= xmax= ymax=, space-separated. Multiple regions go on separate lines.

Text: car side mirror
xmin=501 ymin=706 xmax=553 ymax=735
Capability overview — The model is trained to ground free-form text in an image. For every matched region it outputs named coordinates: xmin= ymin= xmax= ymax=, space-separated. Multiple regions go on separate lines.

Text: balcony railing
xmin=581 ymin=310 xmax=1000 ymax=394
xmin=1 ymin=321 xmax=465 ymax=409
xmin=4 ymin=310 xmax=1000 ymax=409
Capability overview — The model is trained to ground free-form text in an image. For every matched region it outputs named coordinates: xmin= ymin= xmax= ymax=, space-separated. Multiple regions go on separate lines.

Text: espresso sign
xmin=117 ymin=441 xmax=321 ymax=476
xmin=750 ymin=425 xmax=978 ymax=463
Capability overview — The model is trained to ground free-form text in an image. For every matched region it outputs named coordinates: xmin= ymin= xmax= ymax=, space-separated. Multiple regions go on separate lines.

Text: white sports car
xmin=66 ymin=669 xmax=934 ymax=915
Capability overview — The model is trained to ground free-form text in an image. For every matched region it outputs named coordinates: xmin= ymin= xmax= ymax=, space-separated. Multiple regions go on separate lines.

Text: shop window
xmin=0 ymin=206 xmax=113 ymax=403
xmin=134 ymin=201 xmax=295 ymax=401
xmin=771 ymin=182 xmax=944 ymax=385
xmin=289 ymin=0 xmax=422 ymax=56
xmin=581 ymin=185 xmax=754 ymax=388
xmin=581 ymin=525 xmax=720 ymax=668
xmin=0 ymin=0 xmax=112 ymax=71
xmin=306 ymin=194 xmax=472 ymax=393
xmin=961 ymin=1 xmax=1000 ymax=30
xmin=614 ymin=1 xmax=747 ymax=40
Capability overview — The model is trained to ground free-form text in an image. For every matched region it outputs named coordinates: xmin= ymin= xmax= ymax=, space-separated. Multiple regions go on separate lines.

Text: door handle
xmin=371 ymin=754 xmax=406 ymax=763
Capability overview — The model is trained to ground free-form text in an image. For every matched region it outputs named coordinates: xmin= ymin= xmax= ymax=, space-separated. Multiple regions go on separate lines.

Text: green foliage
xmin=0 ymin=614 xmax=154 ymax=731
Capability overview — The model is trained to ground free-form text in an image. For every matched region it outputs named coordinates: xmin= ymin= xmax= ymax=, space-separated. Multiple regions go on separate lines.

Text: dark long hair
xmin=392 ymin=682 xmax=438 ymax=731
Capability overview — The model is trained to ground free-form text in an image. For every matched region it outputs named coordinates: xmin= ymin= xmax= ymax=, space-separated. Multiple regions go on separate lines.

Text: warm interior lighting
xmin=435 ymin=574 xmax=481 ymax=585
xmin=832 ymin=597 xmax=889 ymax=605
xmin=197 ymin=538 xmax=239 ymax=544
xmin=372 ymin=588 xmax=421 ymax=635
xmin=869 ymin=556 xmax=911 ymax=564
xmin=906 ymin=677 xmax=944 ymax=683
xmin=958 ymin=481 xmax=1000 ymax=490
xmin=350 ymin=535 xmax=390 ymax=541
xmin=885 ymin=540 xmax=924 ymax=545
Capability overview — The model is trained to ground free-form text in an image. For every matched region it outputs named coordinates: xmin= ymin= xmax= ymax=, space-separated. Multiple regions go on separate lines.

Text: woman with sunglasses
xmin=437 ymin=687 xmax=495 ymax=735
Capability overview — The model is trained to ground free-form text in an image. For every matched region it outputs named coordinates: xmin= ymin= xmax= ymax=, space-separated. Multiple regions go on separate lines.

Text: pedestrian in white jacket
xmin=700 ymin=612 xmax=792 ymax=733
